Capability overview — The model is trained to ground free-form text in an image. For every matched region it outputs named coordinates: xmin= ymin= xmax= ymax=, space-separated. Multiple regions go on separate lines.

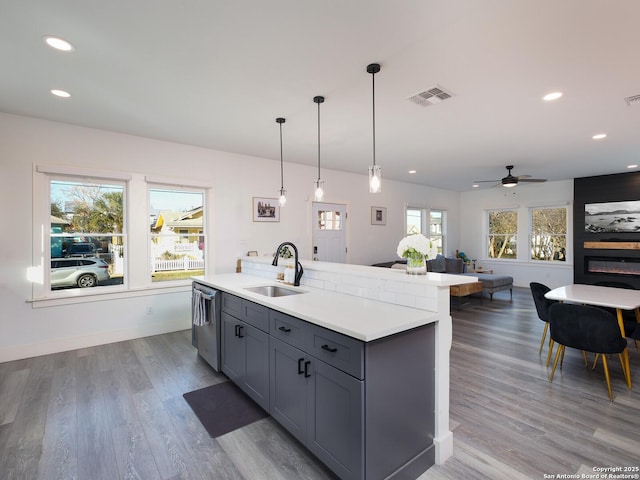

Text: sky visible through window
xmin=51 ymin=182 xmax=202 ymax=214
xmin=149 ymin=189 xmax=202 ymax=214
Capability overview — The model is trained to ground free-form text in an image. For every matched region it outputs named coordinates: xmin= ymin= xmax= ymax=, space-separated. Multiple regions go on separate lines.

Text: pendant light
xmin=276 ymin=117 xmax=287 ymax=206
xmin=367 ymin=63 xmax=382 ymax=193
xmin=313 ymin=95 xmax=325 ymax=201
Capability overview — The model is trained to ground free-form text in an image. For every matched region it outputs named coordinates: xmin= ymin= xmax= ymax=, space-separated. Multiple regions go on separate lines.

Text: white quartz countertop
xmin=192 ymin=273 xmax=441 ymax=342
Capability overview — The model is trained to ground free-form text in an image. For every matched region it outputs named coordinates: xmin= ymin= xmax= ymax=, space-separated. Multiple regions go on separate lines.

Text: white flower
xmin=396 ymin=234 xmax=438 ymax=260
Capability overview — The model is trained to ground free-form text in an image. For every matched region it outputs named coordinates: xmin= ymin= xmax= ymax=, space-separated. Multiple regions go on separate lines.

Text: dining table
xmin=545 ymin=283 xmax=640 ymax=389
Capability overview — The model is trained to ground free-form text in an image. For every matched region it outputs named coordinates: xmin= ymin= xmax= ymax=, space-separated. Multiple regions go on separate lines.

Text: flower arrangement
xmin=396 ymin=234 xmax=438 ymax=261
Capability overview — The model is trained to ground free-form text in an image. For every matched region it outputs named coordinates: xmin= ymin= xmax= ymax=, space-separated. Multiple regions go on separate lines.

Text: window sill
xmin=28 ymin=282 xmax=191 ymax=308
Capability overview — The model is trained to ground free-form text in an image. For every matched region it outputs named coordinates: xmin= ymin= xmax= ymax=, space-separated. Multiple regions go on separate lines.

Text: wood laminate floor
xmin=1 ymin=287 xmax=639 ymax=479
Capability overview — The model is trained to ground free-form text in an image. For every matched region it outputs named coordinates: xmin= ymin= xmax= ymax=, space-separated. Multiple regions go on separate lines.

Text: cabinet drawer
xmin=308 ymin=326 xmax=364 ymax=380
xmin=221 ymin=292 xmax=242 ymax=317
xmin=270 ymin=310 xmax=308 ymax=350
xmin=242 ymin=299 xmax=269 ymax=332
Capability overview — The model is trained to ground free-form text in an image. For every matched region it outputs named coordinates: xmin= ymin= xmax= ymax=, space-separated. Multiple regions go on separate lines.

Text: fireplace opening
xmin=585 ymin=256 xmax=640 ymax=276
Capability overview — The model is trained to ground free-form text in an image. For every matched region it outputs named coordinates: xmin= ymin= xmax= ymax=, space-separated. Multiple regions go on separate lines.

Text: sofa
xmin=371 ymin=255 xmax=465 ymax=273
xmin=373 ymin=255 xmax=513 ymax=301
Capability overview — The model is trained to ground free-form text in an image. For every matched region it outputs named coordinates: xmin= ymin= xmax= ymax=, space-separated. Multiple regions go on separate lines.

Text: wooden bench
xmin=450 ymin=281 xmax=483 ymax=308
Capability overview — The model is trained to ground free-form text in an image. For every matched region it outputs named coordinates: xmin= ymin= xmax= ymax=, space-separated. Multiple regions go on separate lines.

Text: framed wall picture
xmin=253 ymin=197 xmax=280 ymax=222
xmin=371 ymin=206 xmax=387 ymax=225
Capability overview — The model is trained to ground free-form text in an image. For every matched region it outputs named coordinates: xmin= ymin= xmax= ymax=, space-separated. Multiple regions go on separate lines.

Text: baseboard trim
xmin=0 ymin=317 xmax=190 ymax=363
xmin=434 ymin=430 xmax=454 ymax=465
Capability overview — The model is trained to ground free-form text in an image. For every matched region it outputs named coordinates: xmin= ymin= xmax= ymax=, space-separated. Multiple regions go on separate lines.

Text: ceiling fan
xmin=474 ymin=165 xmax=547 ymax=188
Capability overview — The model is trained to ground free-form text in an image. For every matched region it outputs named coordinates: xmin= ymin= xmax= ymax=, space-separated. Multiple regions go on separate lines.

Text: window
xmin=317 ymin=210 xmax=342 ymax=230
xmin=488 ymin=209 xmax=517 ymax=259
xmin=406 ymin=207 xmax=447 ymax=254
xmin=429 ymin=210 xmax=445 ymax=254
xmin=50 ymin=178 xmax=126 ymax=290
xmin=149 ymin=188 xmax=205 ymax=282
xmin=406 ymin=208 xmax=422 ymax=235
xmin=530 ymin=206 xmax=567 ymax=261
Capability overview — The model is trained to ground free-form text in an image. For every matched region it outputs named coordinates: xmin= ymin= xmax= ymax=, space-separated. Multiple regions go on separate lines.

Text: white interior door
xmin=312 ymin=202 xmax=347 ymax=263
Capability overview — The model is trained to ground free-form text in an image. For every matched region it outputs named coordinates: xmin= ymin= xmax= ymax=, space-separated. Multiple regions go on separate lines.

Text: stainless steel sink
xmin=244 ymin=285 xmax=306 ymax=297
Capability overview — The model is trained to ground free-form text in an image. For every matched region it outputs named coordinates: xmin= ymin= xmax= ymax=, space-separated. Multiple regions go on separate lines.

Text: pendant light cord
xmin=372 ymin=69 xmax=376 ymax=168
xmin=276 ymin=117 xmax=286 ymax=193
xmin=279 ymin=121 xmax=284 ymax=188
xmin=313 ymin=96 xmax=325 ymax=186
xmin=317 ymin=99 xmax=321 ymax=181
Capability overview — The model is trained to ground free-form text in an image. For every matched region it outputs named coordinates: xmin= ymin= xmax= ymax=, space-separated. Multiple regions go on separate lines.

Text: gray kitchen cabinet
xmin=270 ymin=327 xmax=364 ymax=480
xmin=307 ymin=353 xmax=363 ymax=480
xmin=220 ymin=298 xmax=269 ymax=411
xmin=269 ymin=336 xmax=309 ymax=443
xmin=221 ymin=292 xmax=435 ymax=480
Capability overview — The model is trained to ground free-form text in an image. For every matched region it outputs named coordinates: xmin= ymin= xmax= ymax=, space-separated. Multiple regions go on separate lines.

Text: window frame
xmin=31 ymin=165 xmax=212 ymax=306
xmin=148 ymin=184 xmax=207 ymax=285
xmin=405 ymin=205 xmax=447 ymax=255
xmin=529 ymin=205 xmax=569 ymax=263
xmin=35 ymin=171 xmax=129 ymax=299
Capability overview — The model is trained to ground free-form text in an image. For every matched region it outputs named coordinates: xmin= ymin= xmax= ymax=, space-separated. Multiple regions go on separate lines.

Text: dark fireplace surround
xmin=574 ymin=171 xmax=640 ymax=289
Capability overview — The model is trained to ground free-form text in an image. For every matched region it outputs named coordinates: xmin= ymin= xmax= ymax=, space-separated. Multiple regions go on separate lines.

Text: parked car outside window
xmin=51 ymin=258 xmax=110 ymax=288
xmin=64 ymin=242 xmax=98 ymax=258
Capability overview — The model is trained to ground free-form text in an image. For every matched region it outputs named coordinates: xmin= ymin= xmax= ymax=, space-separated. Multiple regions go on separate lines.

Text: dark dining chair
xmin=529 ymin=282 xmax=559 ymax=363
xmin=548 ymin=302 xmax=629 ymax=401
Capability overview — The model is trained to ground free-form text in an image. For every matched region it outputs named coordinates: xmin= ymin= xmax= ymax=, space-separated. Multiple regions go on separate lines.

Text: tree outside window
xmin=488 ymin=210 xmax=517 ymax=259
xmin=531 ymin=207 xmax=567 ymax=261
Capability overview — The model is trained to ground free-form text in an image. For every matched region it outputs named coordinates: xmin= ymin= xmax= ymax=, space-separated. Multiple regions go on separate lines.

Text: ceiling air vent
xmin=407 ymin=85 xmax=454 ymax=107
xmin=624 ymin=94 xmax=640 ymax=107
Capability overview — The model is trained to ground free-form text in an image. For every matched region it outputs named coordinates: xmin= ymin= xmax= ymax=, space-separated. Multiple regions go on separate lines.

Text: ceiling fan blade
xmin=519 ymin=178 xmax=547 ymax=183
xmin=516 ymin=174 xmax=532 ymax=180
xmin=473 ymin=179 xmax=500 ymax=183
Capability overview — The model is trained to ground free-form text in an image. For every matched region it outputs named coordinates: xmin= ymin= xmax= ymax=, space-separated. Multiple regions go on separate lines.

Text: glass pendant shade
xmin=278 ymin=188 xmax=287 ymax=206
xmin=314 ymin=179 xmax=324 ymax=201
xmin=369 ymin=165 xmax=381 ymax=193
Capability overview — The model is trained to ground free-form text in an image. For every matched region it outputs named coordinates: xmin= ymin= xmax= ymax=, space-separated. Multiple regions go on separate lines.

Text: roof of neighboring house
xmin=152 ymin=207 xmax=203 ymax=231
xmin=51 ymin=215 xmax=70 ymax=225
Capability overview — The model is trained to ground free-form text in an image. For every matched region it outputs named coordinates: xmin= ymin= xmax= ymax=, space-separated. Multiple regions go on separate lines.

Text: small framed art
xmin=253 ymin=197 xmax=280 ymax=222
xmin=371 ymin=206 xmax=386 ymax=225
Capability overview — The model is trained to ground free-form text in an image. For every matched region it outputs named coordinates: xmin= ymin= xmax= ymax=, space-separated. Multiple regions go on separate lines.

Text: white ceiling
xmin=1 ymin=0 xmax=639 ymax=191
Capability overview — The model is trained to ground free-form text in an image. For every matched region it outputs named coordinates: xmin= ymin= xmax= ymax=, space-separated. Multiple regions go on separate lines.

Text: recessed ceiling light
xmin=408 ymin=170 xmax=416 ymax=174
xmin=627 ymin=164 xmax=638 ymax=169
xmin=543 ymin=92 xmax=563 ymax=101
xmin=472 ymin=184 xmax=479 ymax=188
xmin=44 ymin=36 xmax=75 ymax=52
xmin=50 ymin=89 xmax=71 ymax=98
xmin=592 ymin=133 xmax=607 ymax=140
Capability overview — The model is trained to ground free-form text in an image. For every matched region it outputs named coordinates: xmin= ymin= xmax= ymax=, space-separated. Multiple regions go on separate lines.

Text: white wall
xmin=0 ymin=113 xmax=460 ymax=361
xmin=458 ymin=180 xmax=574 ymax=288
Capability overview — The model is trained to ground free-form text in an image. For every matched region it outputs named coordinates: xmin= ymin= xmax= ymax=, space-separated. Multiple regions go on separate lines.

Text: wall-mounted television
xmin=585 ymin=200 xmax=640 ymax=233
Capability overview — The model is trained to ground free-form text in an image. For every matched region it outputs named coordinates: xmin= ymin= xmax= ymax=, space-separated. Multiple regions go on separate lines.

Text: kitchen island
xmin=193 ymin=257 xmax=476 ymax=480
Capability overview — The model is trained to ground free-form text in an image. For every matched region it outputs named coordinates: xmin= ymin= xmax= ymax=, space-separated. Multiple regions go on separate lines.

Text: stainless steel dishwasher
xmin=191 ymin=281 xmax=221 ymax=371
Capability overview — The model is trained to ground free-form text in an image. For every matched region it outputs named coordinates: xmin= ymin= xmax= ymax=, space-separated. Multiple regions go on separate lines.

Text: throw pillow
xmin=430 ymin=254 xmax=446 ymax=273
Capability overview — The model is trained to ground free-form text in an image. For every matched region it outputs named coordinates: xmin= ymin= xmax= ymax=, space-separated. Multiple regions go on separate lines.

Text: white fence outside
xmin=152 ymin=257 xmax=204 ymax=272
xmin=174 ymin=242 xmax=199 ymax=253
xmin=109 ymin=243 xmax=204 ymax=273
